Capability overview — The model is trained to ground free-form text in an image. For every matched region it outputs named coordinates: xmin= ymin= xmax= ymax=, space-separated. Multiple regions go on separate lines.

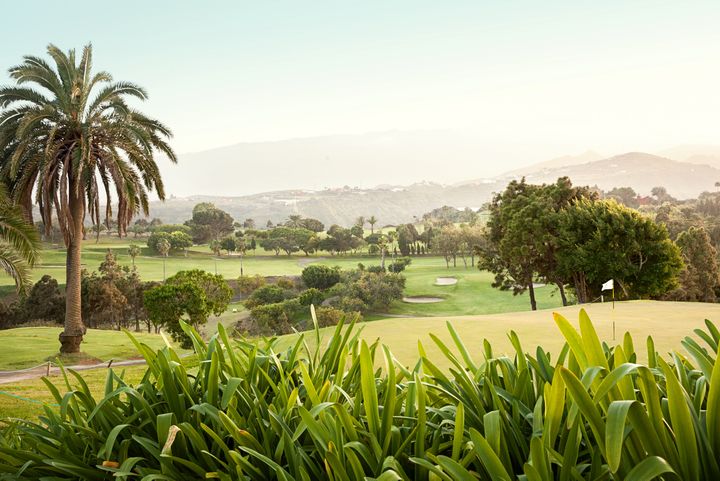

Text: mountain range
xmin=146 ymin=141 xmax=720 ymax=227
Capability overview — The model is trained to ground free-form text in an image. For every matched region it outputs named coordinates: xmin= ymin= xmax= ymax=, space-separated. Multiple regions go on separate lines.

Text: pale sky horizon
xmin=2 ymin=1 xmax=720 ymax=194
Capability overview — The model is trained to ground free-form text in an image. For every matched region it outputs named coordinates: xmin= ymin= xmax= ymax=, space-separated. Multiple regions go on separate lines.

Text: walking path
xmin=0 ymin=358 xmax=150 ymax=385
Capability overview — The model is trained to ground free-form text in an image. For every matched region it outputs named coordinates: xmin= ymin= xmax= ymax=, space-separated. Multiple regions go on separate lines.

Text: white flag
xmin=601 ymin=279 xmax=614 ymax=291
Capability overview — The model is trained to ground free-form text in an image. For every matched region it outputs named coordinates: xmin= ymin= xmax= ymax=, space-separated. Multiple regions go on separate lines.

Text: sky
xmin=1 ymin=1 xmax=720 ymax=194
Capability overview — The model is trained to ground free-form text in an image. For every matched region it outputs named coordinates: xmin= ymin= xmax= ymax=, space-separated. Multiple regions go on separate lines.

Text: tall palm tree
xmin=0 ymin=44 xmax=175 ymax=352
xmin=0 ymin=186 xmax=39 ymax=290
xmin=367 ymin=216 xmax=378 ymax=234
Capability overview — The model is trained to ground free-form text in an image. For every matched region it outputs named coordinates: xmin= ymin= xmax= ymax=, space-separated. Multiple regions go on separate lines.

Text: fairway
xmin=0 ymin=239 xmax=561 ymax=318
xmin=280 ymin=300 xmax=720 ymax=367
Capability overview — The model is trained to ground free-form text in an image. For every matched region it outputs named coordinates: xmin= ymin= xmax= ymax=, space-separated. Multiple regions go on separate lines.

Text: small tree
xmin=144 ymin=270 xmax=231 ymax=347
xmin=128 ymin=244 xmax=141 ymax=267
xmin=220 ymin=236 xmax=237 ymax=255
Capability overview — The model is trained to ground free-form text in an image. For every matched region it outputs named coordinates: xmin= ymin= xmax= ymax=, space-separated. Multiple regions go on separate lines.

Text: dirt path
xmin=0 ymin=358 xmax=151 ymax=385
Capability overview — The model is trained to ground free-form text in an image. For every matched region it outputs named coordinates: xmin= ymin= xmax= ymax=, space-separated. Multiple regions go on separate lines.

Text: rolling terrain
xmin=145 ymin=147 xmax=720 ymax=226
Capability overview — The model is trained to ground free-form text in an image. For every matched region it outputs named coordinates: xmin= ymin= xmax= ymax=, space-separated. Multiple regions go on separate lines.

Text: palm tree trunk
xmin=59 ymin=194 xmax=86 ymax=353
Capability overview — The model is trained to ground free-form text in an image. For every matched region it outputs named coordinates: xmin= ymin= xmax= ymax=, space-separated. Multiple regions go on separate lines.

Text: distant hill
xmin=157 ymin=130 xmax=528 ymax=198
xmin=657 ymin=145 xmax=720 ymax=169
xmin=500 ymin=152 xmax=720 ymax=199
xmin=497 ymin=150 xmax=604 ymax=178
xmin=147 ymin=181 xmax=502 ymax=227
xmin=145 ymin=150 xmax=720 ymax=227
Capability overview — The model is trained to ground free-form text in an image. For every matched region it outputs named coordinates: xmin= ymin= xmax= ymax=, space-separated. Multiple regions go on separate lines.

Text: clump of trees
xmin=664 ymin=226 xmax=720 ymax=302
xmin=237 ymin=264 xmax=405 ymax=336
xmin=479 ymin=177 xmax=683 ymax=309
xmin=260 ymin=227 xmax=317 ymax=256
xmin=147 ymin=231 xmax=193 ymax=255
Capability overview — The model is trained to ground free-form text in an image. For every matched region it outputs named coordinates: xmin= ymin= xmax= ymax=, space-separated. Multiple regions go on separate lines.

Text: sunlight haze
xmin=2 ymin=1 xmax=719 ymax=194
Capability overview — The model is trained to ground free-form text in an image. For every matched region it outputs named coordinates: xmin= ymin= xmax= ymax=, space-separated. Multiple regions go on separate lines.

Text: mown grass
xmin=276 ymin=300 xmax=720 ymax=366
xmin=0 ymin=327 xmax=180 ymax=370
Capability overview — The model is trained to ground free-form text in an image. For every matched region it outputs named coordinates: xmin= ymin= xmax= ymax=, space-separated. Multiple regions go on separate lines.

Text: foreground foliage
xmin=1 ymin=308 xmax=719 ymax=480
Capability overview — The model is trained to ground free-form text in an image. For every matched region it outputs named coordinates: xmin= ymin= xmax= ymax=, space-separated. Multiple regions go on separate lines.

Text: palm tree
xmin=0 ymin=44 xmax=175 ymax=353
xmin=0 ymin=187 xmax=39 ymax=290
xmin=127 ymin=243 xmax=141 ymax=268
xmin=156 ymin=238 xmax=170 ymax=281
xmin=367 ymin=216 xmax=378 ymax=234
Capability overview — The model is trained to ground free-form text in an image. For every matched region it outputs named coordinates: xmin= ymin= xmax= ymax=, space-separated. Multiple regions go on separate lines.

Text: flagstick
xmin=612 ymin=283 xmax=615 ymax=340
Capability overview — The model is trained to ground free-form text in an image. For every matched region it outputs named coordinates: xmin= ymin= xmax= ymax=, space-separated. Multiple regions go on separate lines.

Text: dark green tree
xmin=557 ymin=199 xmax=682 ymax=303
xmin=668 ymin=226 xmax=720 ymax=302
xmin=185 ymin=203 xmax=234 ymax=243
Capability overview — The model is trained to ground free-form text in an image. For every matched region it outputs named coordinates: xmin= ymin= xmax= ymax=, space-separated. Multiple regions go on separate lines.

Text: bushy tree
xmin=320 ymin=225 xmax=363 ymax=255
xmin=145 ymin=270 xmax=231 ymax=347
xmin=478 ymin=177 xmax=597 ymax=309
xmin=147 ymin=231 xmax=192 ymax=255
xmin=23 ymin=275 xmax=65 ymax=324
xmin=557 ymin=199 xmax=682 ymax=303
xmin=185 ymin=203 xmax=234 ymax=243
xmin=220 ymin=236 xmax=237 ymax=255
xmin=606 ymin=186 xmax=639 ymax=207
xmin=260 ymin=227 xmax=315 ymax=256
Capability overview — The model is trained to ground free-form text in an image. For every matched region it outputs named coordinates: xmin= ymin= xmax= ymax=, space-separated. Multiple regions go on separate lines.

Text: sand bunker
xmin=403 ymin=296 xmax=444 ymax=304
xmin=435 ymin=277 xmax=458 ymax=286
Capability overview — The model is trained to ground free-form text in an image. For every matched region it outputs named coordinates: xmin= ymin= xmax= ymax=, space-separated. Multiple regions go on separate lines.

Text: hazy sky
xmin=2 ymin=1 xmax=720 ymax=184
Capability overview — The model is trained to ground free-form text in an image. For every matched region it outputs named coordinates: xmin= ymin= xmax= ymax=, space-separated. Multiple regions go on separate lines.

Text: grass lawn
xmin=0 ymin=327 xmax=182 ymax=370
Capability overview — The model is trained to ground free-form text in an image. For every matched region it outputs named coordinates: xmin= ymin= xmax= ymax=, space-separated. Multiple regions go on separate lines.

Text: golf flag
xmin=601 ymin=279 xmax=614 ymax=291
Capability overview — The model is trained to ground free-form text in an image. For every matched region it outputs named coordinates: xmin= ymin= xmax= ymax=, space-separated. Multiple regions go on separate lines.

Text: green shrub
xmin=236 ymin=274 xmax=266 ymax=295
xmin=298 ymin=287 xmax=324 ymax=306
xmin=243 ymin=284 xmax=292 ymax=309
xmin=245 ymin=298 xmax=302 ymax=335
xmin=388 ymin=256 xmax=412 ymax=273
xmin=330 ymin=270 xmax=405 ymax=313
xmin=275 ymin=276 xmax=296 ymax=290
xmin=301 ymin=264 xmax=341 ymax=289
xmin=313 ymin=305 xmax=359 ymax=327
xmin=3 ymin=311 xmax=720 ymax=480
